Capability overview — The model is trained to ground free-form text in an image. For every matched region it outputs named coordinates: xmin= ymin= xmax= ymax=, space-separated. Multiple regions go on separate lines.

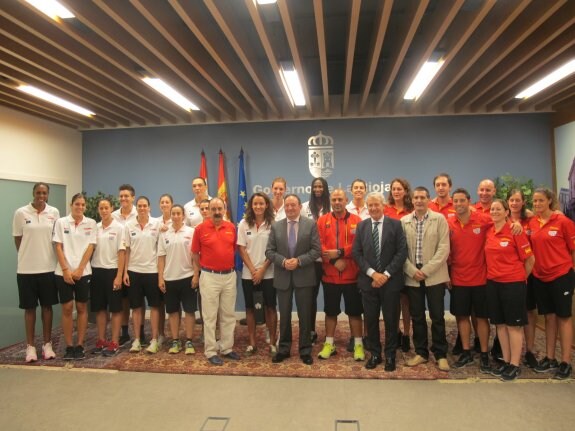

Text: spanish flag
xmin=218 ymin=149 xmax=233 ymax=221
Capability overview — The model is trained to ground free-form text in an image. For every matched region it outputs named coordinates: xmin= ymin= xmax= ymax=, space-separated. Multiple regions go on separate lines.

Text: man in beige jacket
xmin=401 ymin=186 xmax=451 ymax=371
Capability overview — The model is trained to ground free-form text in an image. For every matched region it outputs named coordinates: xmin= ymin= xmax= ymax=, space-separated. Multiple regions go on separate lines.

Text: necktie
xmin=288 ymin=220 xmax=297 ymax=258
xmin=372 ymin=221 xmax=382 ymax=272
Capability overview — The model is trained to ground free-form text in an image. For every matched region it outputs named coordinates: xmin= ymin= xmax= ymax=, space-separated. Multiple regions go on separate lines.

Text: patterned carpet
xmin=0 ymin=318 xmax=572 ymax=381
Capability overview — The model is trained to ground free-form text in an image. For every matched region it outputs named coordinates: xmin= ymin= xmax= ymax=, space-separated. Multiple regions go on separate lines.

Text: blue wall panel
xmin=84 ymin=114 xmax=552 ymax=210
xmin=83 ymin=114 xmax=552 ymax=313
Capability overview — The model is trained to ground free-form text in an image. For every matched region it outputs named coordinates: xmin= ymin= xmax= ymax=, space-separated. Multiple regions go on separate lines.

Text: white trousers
xmin=200 ymin=271 xmax=237 ymax=358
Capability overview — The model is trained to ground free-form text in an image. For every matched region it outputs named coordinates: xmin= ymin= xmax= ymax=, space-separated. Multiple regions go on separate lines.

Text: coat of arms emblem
xmin=308 ymin=131 xmax=334 ymax=178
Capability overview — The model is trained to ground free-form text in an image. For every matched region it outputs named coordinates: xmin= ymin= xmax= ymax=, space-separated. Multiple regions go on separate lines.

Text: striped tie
xmin=372 ymin=221 xmax=382 ymax=272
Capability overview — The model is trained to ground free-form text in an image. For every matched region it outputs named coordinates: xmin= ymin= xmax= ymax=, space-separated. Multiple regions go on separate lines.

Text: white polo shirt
xmin=12 ymin=203 xmax=60 ymax=274
xmin=184 ymin=195 xmax=211 ymax=228
xmin=92 ymin=219 xmax=125 ymax=269
xmin=53 ymin=215 xmax=97 ymax=276
xmin=123 ymin=217 xmax=161 ymax=273
xmin=158 ymin=225 xmax=195 ymax=281
xmin=112 ymin=206 xmax=137 ymax=225
xmin=346 ymin=201 xmax=369 ymax=220
xmin=157 ymin=216 xmax=172 ymax=231
xmin=237 ymin=219 xmax=274 ymax=280
xmin=274 ymin=204 xmax=286 ymax=221
xmin=301 ymin=202 xmax=328 ymax=221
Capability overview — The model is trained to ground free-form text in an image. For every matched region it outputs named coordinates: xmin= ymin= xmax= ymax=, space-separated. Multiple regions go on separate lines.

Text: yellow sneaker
xmin=353 ymin=343 xmax=365 ymax=361
xmin=168 ymin=340 xmax=182 ymax=354
xmin=146 ymin=339 xmax=159 ymax=354
xmin=184 ymin=340 xmax=195 ymax=355
xmin=318 ymin=342 xmax=336 ymax=359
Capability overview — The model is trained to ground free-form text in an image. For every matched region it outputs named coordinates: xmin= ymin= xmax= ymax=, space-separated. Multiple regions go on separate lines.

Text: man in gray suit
xmin=266 ymin=194 xmax=321 ymax=365
xmin=352 ymin=192 xmax=407 ymax=371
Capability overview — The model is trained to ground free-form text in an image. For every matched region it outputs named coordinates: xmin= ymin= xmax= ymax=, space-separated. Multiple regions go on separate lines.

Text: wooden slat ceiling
xmin=0 ymin=0 xmax=574 ymax=130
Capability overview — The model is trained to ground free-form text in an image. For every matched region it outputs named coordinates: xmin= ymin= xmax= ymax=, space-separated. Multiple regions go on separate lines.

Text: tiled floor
xmin=1 ymin=366 xmax=573 ymax=430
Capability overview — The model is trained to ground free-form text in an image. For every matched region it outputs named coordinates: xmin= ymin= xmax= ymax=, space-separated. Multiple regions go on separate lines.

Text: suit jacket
xmin=265 ymin=216 xmax=321 ymax=290
xmin=400 ymin=210 xmax=450 ymax=287
xmin=352 ymin=217 xmax=407 ymax=292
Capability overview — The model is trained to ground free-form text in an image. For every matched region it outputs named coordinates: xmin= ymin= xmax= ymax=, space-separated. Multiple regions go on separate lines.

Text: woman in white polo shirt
xmin=123 ymin=196 xmax=162 ymax=354
xmin=53 ymin=193 xmax=97 ymax=361
xmin=271 ymin=177 xmax=287 ymax=221
xmin=90 ymin=198 xmax=125 ymax=357
xmin=12 ymin=182 xmax=60 ymax=362
xmin=237 ymin=192 xmax=277 ymax=354
xmin=156 ymin=193 xmax=174 ymax=345
xmin=158 ymin=204 xmax=197 ymax=354
xmin=158 ymin=193 xmax=173 ymax=232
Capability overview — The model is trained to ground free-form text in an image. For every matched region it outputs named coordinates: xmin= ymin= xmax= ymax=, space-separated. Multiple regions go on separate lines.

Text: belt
xmin=201 ymin=267 xmax=235 ymax=275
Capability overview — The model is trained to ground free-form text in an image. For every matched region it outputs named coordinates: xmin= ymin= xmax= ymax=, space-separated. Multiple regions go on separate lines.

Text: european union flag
xmin=235 ymin=148 xmax=247 ymax=271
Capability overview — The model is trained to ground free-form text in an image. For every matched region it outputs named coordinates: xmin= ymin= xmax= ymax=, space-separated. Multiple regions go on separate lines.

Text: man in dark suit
xmin=352 ymin=192 xmax=407 ymax=371
xmin=266 ymin=194 xmax=321 ymax=365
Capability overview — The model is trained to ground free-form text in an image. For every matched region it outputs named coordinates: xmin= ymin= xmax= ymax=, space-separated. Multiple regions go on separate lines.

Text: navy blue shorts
xmin=90 ymin=268 xmax=123 ymax=313
xmin=242 ymin=278 xmax=276 ymax=309
xmin=56 ymin=275 xmax=90 ymax=304
xmin=532 ymin=270 xmax=574 ymax=318
xmin=126 ymin=271 xmax=162 ymax=309
xmin=17 ymin=272 xmax=58 ymax=309
xmin=323 ymin=282 xmax=363 ymax=317
xmin=486 ymin=280 xmax=527 ymax=326
xmin=164 ymin=277 xmax=198 ymax=314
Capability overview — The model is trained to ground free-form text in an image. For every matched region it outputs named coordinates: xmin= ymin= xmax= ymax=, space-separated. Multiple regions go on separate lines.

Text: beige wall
xmin=0 ymin=105 xmax=82 ymax=203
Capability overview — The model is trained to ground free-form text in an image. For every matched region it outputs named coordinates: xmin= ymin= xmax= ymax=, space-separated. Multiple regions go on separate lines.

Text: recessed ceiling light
xmin=404 ymin=61 xmax=443 ymax=101
xmin=18 ymin=85 xmax=95 ymax=116
xmin=25 ymin=0 xmax=75 ymax=20
xmin=515 ymin=59 xmax=575 ymax=99
xmin=142 ymin=78 xmax=200 ymax=111
xmin=279 ymin=62 xmax=306 ymax=107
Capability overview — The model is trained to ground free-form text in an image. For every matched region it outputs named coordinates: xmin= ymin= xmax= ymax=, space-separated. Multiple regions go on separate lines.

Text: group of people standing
xmin=12 ymin=173 xmax=574 ymax=380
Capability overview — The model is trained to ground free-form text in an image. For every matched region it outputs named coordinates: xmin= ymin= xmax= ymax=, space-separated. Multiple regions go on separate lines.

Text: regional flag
xmin=199 ymin=150 xmax=208 ymax=183
xmin=217 ymin=149 xmax=233 ymax=221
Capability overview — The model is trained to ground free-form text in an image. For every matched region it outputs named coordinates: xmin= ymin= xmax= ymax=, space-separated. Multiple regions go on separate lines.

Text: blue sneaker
xmin=208 ymin=356 xmax=224 ymax=366
xmin=224 ymin=351 xmax=240 ymax=360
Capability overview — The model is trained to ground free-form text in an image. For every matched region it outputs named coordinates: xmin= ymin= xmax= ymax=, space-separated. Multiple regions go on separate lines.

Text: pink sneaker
xmin=42 ymin=342 xmax=56 ymax=360
xmin=25 ymin=345 xmax=37 ymax=363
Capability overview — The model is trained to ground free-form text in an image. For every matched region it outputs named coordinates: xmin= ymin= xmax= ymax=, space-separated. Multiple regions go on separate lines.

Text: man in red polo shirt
xmin=192 ymin=198 xmax=239 ymax=366
xmin=475 ymin=179 xmax=496 ymax=214
xmin=428 ymin=173 xmax=456 ymax=219
xmin=449 ymin=188 xmax=492 ymax=372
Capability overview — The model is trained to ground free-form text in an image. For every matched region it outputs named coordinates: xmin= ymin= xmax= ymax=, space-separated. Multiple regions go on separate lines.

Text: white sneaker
xmin=157 ymin=335 xmax=166 ymax=346
xmin=129 ymin=339 xmax=142 ymax=353
xmin=25 ymin=345 xmax=37 ymax=362
xmin=42 ymin=342 xmax=56 ymax=360
xmin=146 ymin=339 xmax=159 ymax=354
